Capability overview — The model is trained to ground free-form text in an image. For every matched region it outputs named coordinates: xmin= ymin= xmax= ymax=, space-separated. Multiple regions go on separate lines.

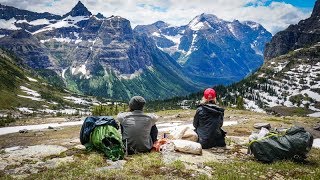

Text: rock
xmin=253 ymin=123 xmax=271 ymax=130
xmin=41 ymin=156 xmax=74 ymax=169
xmin=48 ymin=126 xmax=62 ymax=131
xmin=34 ymin=132 xmax=45 ymax=136
xmin=259 ymin=175 xmax=267 ymax=179
xmin=96 ymin=160 xmax=126 ymax=171
xmin=74 ymin=145 xmax=86 ymax=150
xmin=4 ymin=145 xmax=67 ymax=159
xmin=19 ymin=129 xmax=28 ymax=133
xmin=313 ymin=125 xmax=320 ymax=131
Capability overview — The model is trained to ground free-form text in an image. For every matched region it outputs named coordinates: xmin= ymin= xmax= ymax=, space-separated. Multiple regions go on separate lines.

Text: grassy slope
xmin=0 ymin=49 xmax=88 ymax=110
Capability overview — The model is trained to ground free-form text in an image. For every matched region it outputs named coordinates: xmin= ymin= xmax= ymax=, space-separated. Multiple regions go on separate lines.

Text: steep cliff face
xmin=264 ymin=0 xmax=320 ymax=60
xmin=0 ymin=2 xmax=200 ymax=100
xmin=0 ymin=30 xmax=54 ymax=69
xmin=135 ymin=14 xmax=272 ymax=85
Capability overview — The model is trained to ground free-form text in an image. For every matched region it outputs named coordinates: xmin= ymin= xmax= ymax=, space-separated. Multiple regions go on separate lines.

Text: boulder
xmin=253 ymin=123 xmax=271 ymax=130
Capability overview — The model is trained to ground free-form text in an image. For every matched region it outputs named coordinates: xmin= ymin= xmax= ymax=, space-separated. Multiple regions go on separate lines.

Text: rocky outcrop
xmin=264 ymin=0 xmax=320 ymax=60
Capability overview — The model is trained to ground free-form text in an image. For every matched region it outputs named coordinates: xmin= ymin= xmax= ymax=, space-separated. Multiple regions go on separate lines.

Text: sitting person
xmin=117 ymin=96 xmax=158 ymax=154
xmin=193 ymin=88 xmax=226 ymax=149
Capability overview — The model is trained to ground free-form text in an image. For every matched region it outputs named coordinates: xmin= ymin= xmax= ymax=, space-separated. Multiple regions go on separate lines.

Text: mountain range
xmin=135 ymin=14 xmax=272 ymax=85
xmin=0 ymin=1 xmax=271 ymax=101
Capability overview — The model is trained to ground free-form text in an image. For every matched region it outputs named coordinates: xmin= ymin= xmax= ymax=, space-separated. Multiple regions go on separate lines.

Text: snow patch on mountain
xmin=244 ymin=98 xmax=265 ymax=113
xmin=118 ymin=68 xmax=144 ymax=80
xmin=163 ymin=34 xmax=182 ymax=44
xmin=33 ymin=16 xmax=89 ymax=34
xmin=71 ymin=61 xmax=90 ymax=79
xmin=227 ymin=23 xmax=238 ymax=38
xmin=63 ymin=96 xmax=90 ymax=105
xmin=20 ymin=86 xmax=41 ymax=97
xmin=62 ymin=68 xmax=68 ymax=79
xmin=0 ymin=18 xmax=21 ymax=30
xmin=185 ymin=33 xmax=198 ymax=57
xmin=152 ymin=32 xmax=161 ymax=37
xmin=26 ymin=76 xmax=38 ymax=82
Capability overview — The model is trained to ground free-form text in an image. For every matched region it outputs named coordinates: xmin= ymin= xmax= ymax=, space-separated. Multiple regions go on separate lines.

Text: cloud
xmin=0 ymin=0 xmax=312 ymax=34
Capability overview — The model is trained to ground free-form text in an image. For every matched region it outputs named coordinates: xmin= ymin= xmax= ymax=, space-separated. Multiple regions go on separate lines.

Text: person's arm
xmin=116 ymin=112 xmax=125 ymax=124
xmin=193 ymin=108 xmax=200 ymax=129
xmin=148 ymin=113 xmax=159 ymax=125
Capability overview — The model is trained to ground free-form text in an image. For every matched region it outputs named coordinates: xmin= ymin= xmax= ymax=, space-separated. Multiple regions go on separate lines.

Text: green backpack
xmin=87 ymin=125 xmax=124 ymax=161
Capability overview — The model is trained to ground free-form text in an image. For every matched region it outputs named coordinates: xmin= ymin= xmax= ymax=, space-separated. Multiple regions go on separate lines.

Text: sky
xmin=0 ymin=0 xmax=317 ymax=34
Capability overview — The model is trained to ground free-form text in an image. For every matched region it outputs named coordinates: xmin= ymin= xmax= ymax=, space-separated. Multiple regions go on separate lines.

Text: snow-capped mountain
xmin=0 ymin=1 xmax=200 ymax=100
xmin=135 ymin=13 xmax=272 ymax=85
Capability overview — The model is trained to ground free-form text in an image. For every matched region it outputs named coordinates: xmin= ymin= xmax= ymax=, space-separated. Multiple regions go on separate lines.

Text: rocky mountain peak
xmin=96 ymin=13 xmax=105 ymax=19
xmin=311 ymin=0 xmax=320 ymax=18
xmin=63 ymin=1 xmax=92 ymax=17
xmin=242 ymin=21 xmax=262 ymax=30
xmin=153 ymin=21 xmax=169 ymax=29
xmin=187 ymin=13 xmax=223 ymax=31
xmin=197 ymin=13 xmax=220 ymax=23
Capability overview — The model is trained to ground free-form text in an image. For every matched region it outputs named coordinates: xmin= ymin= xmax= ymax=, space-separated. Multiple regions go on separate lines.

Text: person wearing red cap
xmin=193 ymin=88 xmax=226 ymax=148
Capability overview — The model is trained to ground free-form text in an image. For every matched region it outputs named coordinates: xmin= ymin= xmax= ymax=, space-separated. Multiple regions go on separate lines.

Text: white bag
xmin=172 ymin=139 xmax=202 ymax=155
xmin=169 ymin=127 xmax=198 ymax=142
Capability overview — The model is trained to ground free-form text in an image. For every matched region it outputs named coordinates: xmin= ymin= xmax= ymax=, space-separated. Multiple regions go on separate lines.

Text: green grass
xmin=16 ymin=148 xmax=320 ymax=180
xmin=205 ymin=149 xmax=320 ymax=179
xmin=25 ymin=152 xmax=200 ymax=180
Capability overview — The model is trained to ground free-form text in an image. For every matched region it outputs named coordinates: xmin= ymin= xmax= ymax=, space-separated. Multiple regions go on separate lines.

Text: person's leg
xmin=150 ymin=125 xmax=158 ymax=143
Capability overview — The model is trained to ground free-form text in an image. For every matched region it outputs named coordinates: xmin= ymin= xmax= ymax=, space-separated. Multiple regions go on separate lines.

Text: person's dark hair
xmin=129 ymin=96 xmax=146 ymax=111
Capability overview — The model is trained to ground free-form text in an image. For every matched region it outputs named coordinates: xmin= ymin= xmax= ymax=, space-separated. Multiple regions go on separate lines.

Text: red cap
xmin=204 ymin=88 xmax=216 ymax=101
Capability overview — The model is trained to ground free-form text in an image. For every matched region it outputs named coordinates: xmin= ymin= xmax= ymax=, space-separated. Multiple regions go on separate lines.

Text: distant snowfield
xmin=18 ymin=86 xmax=43 ymax=101
xmin=63 ymin=96 xmax=91 ymax=105
xmin=0 ymin=120 xmax=84 ymax=136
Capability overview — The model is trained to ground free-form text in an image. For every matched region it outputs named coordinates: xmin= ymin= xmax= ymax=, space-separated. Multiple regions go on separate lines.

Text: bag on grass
xmin=80 ymin=116 xmax=124 ymax=161
xmin=172 ymin=139 xmax=202 ymax=155
xmin=249 ymin=126 xmax=313 ymax=163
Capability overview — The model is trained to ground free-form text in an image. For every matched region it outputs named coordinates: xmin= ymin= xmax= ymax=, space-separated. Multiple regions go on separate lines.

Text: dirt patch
xmin=0 ymin=126 xmax=81 ymax=149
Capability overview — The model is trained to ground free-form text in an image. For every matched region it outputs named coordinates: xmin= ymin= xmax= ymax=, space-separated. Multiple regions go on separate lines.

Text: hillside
xmin=0 ymin=48 xmax=112 ymax=118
